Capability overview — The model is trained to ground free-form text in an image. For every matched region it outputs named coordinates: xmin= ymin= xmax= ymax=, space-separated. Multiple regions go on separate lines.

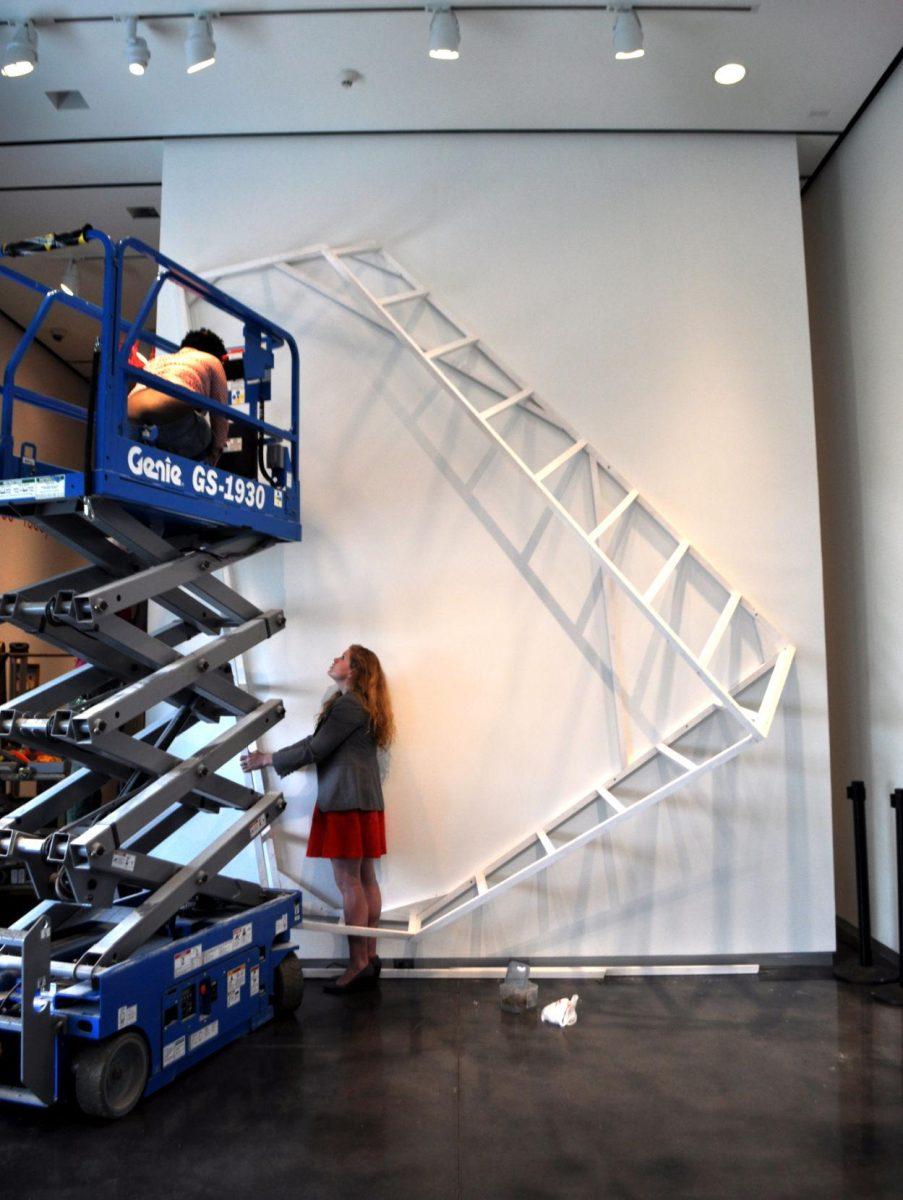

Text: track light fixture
xmin=125 ymin=17 xmax=150 ymax=77
xmin=185 ymin=12 xmax=216 ymax=74
xmin=60 ymin=259 xmax=80 ymax=298
xmin=1 ymin=21 xmax=37 ymax=78
xmin=612 ymin=6 xmax=644 ymax=61
xmin=428 ymin=7 xmax=460 ymax=61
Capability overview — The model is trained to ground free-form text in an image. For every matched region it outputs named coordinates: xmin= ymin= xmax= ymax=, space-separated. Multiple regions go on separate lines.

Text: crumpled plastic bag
xmin=541 ymin=993 xmax=579 ymax=1028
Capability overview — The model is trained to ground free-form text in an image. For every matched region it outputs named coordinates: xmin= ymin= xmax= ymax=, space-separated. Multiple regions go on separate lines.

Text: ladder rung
xmin=599 ymin=788 xmax=626 ymax=813
xmin=536 ymin=829 xmax=555 ymax=856
xmin=381 ymin=288 xmax=428 ymax=307
xmin=535 ymin=440 xmax=588 ymax=483
xmin=426 ymin=335 xmax=478 ymax=360
xmin=589 ymin=490 xmax=639 ymax=541
xmin=644 ymin=540 xmax=690 ymax=604
xmin=480 ymin=388 xmax=533 ymax=421
xmin=655 ymin=743 xmax=696 ymax=773
xmin=699 ymin=591 xmax=742 ymax=668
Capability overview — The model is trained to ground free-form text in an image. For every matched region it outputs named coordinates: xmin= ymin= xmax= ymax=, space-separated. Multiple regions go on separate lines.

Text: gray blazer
xmin=271 ymin=691 xmax=385 ymax=813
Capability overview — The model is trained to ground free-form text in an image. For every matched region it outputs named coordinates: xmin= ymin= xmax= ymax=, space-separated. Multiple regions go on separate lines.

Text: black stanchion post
xmin=871 ymin=788 xmax=903 ymax=1005
xmin=835 ymin=780 xmax=897 ymax=983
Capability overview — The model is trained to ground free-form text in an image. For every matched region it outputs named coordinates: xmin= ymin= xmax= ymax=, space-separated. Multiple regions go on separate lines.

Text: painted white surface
xmin=803 ymin=67 xmax=903 ymax=953
xmin=160 ymin=131 xmax=832 ymax=958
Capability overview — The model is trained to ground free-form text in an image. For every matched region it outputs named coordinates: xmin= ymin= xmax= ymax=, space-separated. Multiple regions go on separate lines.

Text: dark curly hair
xmin=180 ymin=327 xmax=227 ymax=360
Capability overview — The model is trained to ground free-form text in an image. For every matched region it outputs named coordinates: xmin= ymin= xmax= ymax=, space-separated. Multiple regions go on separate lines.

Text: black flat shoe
xmin=323 ymin=964 xmax=377 ymax=995
xmin=369 ymin=955 xmax=382 ymax=978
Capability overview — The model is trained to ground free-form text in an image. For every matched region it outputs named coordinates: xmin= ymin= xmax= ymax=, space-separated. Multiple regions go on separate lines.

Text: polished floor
xmin=2 ymin=965 xmax=902 ymax=1200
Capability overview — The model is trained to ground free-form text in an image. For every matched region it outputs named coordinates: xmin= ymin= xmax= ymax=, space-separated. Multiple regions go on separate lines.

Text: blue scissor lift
xmin=0 ymin=226 xmax=303 ymax=1117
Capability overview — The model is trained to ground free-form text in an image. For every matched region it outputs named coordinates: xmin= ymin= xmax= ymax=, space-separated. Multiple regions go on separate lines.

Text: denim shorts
xmin=131 ymin=411 xmax=212 ymax=460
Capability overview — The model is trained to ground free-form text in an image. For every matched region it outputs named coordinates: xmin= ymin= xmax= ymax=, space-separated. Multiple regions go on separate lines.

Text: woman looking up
xmin=240 ymin=645 xmax=394 ymax=994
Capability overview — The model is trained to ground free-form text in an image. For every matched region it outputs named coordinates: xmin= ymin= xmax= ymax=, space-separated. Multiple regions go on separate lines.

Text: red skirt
xmin=306 ymin=805 xmax=387 ymax=859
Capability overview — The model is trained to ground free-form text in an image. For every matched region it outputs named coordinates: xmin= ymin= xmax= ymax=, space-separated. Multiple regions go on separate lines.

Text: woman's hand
xmin=240 ymin=748 xmax=273 ymax=773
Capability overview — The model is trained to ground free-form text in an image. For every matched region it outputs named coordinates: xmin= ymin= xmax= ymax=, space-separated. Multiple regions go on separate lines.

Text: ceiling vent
xmin=45 ymin=90 xmax=88 ymax=111
xmin=127 ymin=206 xmax=160 ymax=220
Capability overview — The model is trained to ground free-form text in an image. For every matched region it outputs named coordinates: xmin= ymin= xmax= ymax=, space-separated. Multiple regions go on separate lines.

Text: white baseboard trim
xmin=300 ymin=963 xmax=759 ymax=980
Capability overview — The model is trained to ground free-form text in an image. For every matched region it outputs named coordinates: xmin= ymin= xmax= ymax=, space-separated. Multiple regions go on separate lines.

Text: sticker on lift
xmin=189 ymin=1020 xmax=219 ymax=1052
xmin=274 ymin=489 xmax=284 ymax=509
xmin=248 ymin=814 xmax=267 ymax=840
xmin=117 ymin=1003 xmax=138 ymax=1030
xmin=111 ymin=851 xmax=136 ymax=872
xmin=163 ymin=1037 xmax=186 ymax=1068
xmin=227 ymin=964 xmax=246 ymax=1008
xmin=275 ymin=914 xmax=288 ymax=936
xmin=250 ymin=965 xmax=260 ymax=994
xmin=0 ymin=474 xmax=67 ymax=502
xmin=203 ymin=922 xmax=253 ymax=966
xmin=173 ymin=943 xmax=203 ymax=979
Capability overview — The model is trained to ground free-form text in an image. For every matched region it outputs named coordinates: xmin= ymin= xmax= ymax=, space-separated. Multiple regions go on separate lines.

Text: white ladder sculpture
xmin=195 ymin=242 xmax=796 ymax=942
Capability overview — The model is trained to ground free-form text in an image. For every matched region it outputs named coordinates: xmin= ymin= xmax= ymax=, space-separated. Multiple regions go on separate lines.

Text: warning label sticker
xmin=0 ymin=474 xmax=67 ymax=503
xmin=250 ymin=966 xmax=260 ymax=995
xmin=203 ymin=922 xmax=254 ymax=966
xmin=174 ymin=943 xmax=203 ymax=979
xmin=189 ymin=1020 xmax=219 ymax=1052
xmin=117 ymin=1003 xmax=138 ymax=1030
xmin=111 ymin=851 xmax=136 ymax=873
xmin=275 ymin=914 xmax=288 ymax=935
xmin=163 ymin=1037 xmax=186 ymax=1068
xmin=227 ymin=964 xmax=246 ymax=1008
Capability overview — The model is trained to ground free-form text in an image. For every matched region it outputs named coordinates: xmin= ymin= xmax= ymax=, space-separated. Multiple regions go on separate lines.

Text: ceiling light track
xmin=41 ymin=5 xmax=757 ymax=23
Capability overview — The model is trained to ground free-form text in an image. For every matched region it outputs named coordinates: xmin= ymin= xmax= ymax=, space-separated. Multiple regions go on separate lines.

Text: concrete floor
xmin=2 ymin=968 xmax=902 ymax=1200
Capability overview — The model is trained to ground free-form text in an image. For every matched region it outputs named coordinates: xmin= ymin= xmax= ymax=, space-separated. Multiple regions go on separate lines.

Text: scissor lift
xmin=0 ymin=226 xmax=303 ymax=1117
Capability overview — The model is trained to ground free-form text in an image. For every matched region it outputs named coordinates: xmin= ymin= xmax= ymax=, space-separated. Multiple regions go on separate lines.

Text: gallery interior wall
xmin=803 ymin=64 xmax=903 ymax=954
xmin=0 ymin=314 xmax=87 ymax=678
xmin=159 ymin=131 xmax=833 ymax=960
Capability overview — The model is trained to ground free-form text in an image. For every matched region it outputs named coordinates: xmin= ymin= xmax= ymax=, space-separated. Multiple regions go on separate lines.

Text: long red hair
xmin=318 ymin=644 xmax=395 ymax=749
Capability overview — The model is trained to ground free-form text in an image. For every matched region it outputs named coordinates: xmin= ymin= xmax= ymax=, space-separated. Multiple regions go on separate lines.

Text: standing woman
xmin=240 ymin=645 xmax=394 ymax=994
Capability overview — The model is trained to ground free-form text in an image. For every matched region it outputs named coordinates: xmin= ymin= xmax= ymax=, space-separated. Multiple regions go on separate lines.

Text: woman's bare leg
xmin=330 ymin=858 xmax=369 ymax=984
xmin=360 ymin=857 xmax=382 ymax=962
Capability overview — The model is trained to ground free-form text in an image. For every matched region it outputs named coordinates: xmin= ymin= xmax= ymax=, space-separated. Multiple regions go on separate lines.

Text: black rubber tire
xmin=273 ymin=952 xmax=304 ymax=1014
xmin=73 ymin=1029 xmax=150 ymax=1119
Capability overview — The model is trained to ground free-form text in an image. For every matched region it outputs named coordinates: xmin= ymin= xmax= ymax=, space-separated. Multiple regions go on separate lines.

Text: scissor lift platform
xmin=0 ymin=224 xmax=301 ymax=542
xmin=0 ymin=227 xmax=304 ymax=1116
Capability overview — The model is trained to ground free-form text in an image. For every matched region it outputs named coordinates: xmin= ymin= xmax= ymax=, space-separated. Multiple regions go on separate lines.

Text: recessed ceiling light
xmin=428 ymin=7 xmax=460 ymax=60
xmin=125 ymin=17 xmax=150 ymax=77
xmin=1 ymin=21 xmax=37 ymax=78
xmin=613 ymin=7 xmax=644 ymax=60
xmin=185 ymin=13 xmax=216 ymax=74
xmin=714 ymin=62 xmax=746 ymax=86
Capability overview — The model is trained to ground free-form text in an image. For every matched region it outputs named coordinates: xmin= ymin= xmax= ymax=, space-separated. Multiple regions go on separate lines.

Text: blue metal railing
xmin=0 ymin=226 xmax=301 ymax=538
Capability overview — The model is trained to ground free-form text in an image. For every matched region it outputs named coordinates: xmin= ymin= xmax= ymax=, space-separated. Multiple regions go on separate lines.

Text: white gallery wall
xmin=160 ymin=132 xmax=833 ymax=960
xmin=803 ymin=66 xmax=903 ymax=953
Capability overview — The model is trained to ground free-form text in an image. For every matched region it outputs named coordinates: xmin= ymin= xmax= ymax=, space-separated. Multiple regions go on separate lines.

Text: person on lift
xmin=127 ymin=328 xmax=231 ymax=463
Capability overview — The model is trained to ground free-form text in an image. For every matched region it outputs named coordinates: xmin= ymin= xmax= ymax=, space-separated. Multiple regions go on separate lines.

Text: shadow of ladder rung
xmin=412 ymin=756 xmax=700 ymax=936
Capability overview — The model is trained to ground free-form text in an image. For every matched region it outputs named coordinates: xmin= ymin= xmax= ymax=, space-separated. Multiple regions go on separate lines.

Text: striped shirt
xmin=128 ymin=347 xmax=228 ymax=422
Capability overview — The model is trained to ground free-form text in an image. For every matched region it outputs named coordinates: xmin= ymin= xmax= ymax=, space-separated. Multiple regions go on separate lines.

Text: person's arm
xmin=271 ymin=697 xmax=367 ymax=778
xmin=208 ymin=359 xmax=231 ymax=460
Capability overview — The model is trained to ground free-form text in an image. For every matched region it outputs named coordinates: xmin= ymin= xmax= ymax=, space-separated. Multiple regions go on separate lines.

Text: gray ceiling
xmin=0 ymin=1 xmax=900 ymax=374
